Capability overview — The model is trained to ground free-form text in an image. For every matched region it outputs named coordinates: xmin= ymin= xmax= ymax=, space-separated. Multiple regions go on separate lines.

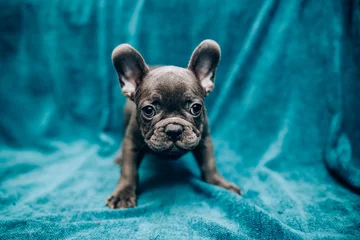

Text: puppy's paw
xmin=106 ymin=186 xmax=136 ymax=209
xmin=225 ymin=181 xmax=242 ymax=195
xmin=203 ymin=173 xmax=242 ymax=195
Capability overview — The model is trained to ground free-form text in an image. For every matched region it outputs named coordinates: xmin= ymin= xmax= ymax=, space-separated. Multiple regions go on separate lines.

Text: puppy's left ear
xmin=112 ymin=44 xmax=149 ymax=100
xmin=188 ymin=39 xmax=221 ymax=96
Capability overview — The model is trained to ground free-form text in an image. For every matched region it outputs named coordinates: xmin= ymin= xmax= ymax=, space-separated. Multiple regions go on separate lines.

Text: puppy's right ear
xmin=188 ymin=40 xmax=221 ymax=96
xmin=112 ymin=44 xmax=149 ymax=100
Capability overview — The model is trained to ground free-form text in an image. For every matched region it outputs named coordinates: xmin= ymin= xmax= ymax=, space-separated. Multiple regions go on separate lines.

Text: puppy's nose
xmin=165 ymin=124 xmax=183 ymax=142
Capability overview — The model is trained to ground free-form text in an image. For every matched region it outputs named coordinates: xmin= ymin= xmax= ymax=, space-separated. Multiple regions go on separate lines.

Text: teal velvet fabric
xmin=1 ymin=0 xmax=360 ymax=239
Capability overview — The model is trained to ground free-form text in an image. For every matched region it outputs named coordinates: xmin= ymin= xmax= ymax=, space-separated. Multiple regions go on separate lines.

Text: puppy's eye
xmin=190 ymin=103 xmax=202 ymax=116
xmin=142 ymin=105 xmax=156 ymax=119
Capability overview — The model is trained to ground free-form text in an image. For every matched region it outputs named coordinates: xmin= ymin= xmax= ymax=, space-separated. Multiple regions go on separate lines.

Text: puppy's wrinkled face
xmin=112 ymin=40 xmax=220 ymax=156
xmin=135 ymin=67 xmax=205 ymax=155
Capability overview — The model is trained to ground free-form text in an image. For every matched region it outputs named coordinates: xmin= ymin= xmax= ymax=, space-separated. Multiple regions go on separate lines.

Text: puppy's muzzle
xmin=145 ymin=117 xmax=201 ymax=153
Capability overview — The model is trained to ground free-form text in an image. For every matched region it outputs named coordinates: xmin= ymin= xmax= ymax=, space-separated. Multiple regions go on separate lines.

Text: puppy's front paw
xmin=203 ymin=173 xmax=242 ymax=195
xmin=106 ymin=186 xmax=136 ymax=209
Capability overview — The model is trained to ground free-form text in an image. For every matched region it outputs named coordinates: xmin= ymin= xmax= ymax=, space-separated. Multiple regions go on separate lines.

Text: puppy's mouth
xmin=144 ymin=117 xmax=201 ymax=154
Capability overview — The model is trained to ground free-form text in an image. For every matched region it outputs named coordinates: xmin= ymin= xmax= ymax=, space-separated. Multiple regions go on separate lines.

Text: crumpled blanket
xmin=1 ymin=0 xmax=359 ymax=239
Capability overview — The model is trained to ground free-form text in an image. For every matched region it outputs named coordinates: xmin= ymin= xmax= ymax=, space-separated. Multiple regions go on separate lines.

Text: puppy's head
xmin=112 ymin=40 xmax=220 ymax=156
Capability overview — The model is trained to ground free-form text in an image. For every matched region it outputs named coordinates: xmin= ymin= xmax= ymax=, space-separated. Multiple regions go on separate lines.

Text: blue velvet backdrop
xmin=1 ymin=0 xmax=359 ymax=239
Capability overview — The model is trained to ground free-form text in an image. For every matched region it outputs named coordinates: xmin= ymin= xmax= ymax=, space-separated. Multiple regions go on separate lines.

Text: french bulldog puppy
xmin=106 ymin=40 xmax=241 ymax=209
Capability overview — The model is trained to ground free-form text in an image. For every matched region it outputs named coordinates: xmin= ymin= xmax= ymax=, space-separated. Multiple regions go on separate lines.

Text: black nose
xmin=165 ymin=124 xmax=183 ymax=142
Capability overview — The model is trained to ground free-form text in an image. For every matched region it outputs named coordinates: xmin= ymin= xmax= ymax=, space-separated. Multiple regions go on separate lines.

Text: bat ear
xmin=188 ymin=39 xmax=221 ymax=96
xmin=112 ymin=44 xmax=149 ymax=100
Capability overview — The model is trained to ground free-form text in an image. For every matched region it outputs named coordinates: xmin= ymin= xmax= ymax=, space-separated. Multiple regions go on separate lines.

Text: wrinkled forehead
xmin=137 ymin=66 xmax=204 ymax=103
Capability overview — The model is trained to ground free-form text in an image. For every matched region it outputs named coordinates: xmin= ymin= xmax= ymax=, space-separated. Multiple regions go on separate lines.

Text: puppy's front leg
xmin=106 ymin=138 xmax=144 ymax=209
xmin=193 ymin=133 xmax=242 ymax=195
